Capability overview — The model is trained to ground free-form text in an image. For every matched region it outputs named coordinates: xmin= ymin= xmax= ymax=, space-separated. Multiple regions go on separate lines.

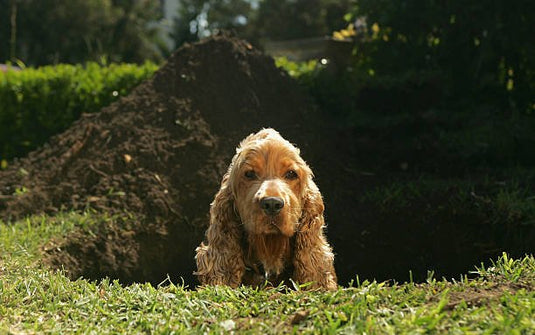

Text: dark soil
xmin=0 ymin=33 xmax=532 ymax=287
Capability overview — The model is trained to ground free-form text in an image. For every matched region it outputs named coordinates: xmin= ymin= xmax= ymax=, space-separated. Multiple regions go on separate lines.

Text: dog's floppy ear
xmin=299 ymin=177 xmax=325 ymax=232
xmin=208 ymin=173 xmax=238 ymax=232
xmin=293 ymin=174 xmax=337 ymax=290
xmin=195 ymin=172 xmax=245 ymax=287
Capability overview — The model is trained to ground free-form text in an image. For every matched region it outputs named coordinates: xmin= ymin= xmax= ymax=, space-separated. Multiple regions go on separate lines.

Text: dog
xmin=195 ymin=128 xmax=337 ymax=290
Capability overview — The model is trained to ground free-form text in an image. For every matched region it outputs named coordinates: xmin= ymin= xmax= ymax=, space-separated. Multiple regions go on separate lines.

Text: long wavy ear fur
xmin=293 ymin=177 xmax=338 ymax=290
xmin=195 ymin=173 xmax=245 ymax=287
xmin=299 ymin=180 xmax=325 ymax=232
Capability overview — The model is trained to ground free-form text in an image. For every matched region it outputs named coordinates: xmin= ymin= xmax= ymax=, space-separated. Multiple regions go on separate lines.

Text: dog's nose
xmin=260 ymin=197 xmax=284 ymax=216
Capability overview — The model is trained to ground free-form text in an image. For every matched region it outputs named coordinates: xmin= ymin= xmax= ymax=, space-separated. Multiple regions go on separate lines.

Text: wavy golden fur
xmin=195 ymin=128 xmax=337 ymax=290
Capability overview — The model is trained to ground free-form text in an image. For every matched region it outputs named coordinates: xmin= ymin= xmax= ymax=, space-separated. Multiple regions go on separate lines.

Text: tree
xmin=171 ymin=0 xmax=254 ymax=48
xmin=253 ymin=0 xmax=351 ymax=41
xmin=170 ymin=0 xmax=354 ymax=48
xmin=0 ymin=0 xmax=164 ymax=65
xmin=348 ymin=0 xmax=535 ymax=111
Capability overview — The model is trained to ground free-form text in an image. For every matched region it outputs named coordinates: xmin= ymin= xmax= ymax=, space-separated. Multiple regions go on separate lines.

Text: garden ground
xmin=1 ymin=212 xmax=534 ymax=333
xmin=1 ymin=35 xmax=533 ymax=288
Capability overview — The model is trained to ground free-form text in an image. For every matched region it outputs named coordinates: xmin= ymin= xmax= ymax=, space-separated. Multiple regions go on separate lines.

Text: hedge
xmin=0 ymin=62 xmax=158 ymax=163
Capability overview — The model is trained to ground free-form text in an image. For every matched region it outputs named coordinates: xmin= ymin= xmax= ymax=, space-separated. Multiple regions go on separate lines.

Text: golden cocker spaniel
xmin=195 ymin=128 xmax=337 ymax=290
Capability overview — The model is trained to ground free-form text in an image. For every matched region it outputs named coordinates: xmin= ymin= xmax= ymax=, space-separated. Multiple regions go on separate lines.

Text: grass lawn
xmin=1 ymin=212 xmax=534 ymax=334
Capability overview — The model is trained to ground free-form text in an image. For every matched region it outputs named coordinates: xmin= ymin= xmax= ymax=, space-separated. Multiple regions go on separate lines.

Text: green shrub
xmin=276 ymin=56 xmax=443 ymax=120
xmin=345 ymin=0 xmax=535 ymax=113
xmin=0 ymin=62 xmax=158 ymax=162
xmin=274 ymin=57 xmax=319 ymax=79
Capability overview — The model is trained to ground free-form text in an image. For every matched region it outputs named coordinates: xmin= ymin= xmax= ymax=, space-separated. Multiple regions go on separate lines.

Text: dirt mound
xmin=0 ymin=34 xmax=319 ymax=285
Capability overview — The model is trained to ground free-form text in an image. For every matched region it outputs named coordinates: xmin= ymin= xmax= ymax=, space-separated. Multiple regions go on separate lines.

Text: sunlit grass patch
xmin=0 ymin=213 xmax=534 ymax=333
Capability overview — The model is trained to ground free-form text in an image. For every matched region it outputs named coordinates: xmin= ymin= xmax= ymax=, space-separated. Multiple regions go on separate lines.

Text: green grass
xmin=360 ymin=174 xmax=535 ymax=226
xmin=1 ymin=213 xmax=534 ymax=334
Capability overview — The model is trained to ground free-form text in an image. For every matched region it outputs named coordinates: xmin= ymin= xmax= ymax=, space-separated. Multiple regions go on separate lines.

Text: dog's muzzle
xmin=259 ymin=196 xmax=284 ymax=216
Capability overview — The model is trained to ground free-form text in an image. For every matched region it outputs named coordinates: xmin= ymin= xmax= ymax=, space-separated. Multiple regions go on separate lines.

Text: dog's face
xmin=229 ymin=129 xmax=311 ymax=237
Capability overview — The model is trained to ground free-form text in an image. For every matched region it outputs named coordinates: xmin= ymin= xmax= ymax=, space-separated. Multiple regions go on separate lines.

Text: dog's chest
xmin=244 ymin=233 xmax=294 ymax=282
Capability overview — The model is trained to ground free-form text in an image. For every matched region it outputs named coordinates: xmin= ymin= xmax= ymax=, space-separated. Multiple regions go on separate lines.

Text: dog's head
xmin=225 ymin=128 xmax=319 ymax=237
xmin=197 ymin=128 xmax=335 ymax=288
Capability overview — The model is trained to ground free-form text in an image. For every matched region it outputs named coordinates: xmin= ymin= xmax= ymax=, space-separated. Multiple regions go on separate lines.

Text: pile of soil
xmin=0 ymin=34 xmax=320 ymax=285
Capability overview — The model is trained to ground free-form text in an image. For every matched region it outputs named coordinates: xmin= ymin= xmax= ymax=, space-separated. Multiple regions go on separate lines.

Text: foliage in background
xmin=344 ymin=0 xmax=535 ymax=113
xmin=0 ymin=0 xmax=165 ymax=65
xmin=171 ymin=0 xmax=353 ymax=48
xmin=0 ymin=62 xmax=158 ymax=162
xmin=274 ymin=1 xmax=535 ymax=169
xmin=251 ymin=0 xmax=351 ymax=42
xmin=171 ymin=0 xmax=254 ymax=48
xmin=1 ymin=0 xmax=355 ymax=65
xmin=274 ymin=57 xmax=319 ymax=79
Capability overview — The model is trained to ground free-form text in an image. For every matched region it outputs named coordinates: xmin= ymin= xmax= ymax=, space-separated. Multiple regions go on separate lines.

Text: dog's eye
xmin=244 ymin=170 xmax=257 ymax=180
xmin=284 ymin=170 xmax=298 ymax=180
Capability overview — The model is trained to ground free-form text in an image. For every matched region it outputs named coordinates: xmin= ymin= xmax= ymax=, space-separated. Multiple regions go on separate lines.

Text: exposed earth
xmin=0 ymin=34 xmax=531 ymax=286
